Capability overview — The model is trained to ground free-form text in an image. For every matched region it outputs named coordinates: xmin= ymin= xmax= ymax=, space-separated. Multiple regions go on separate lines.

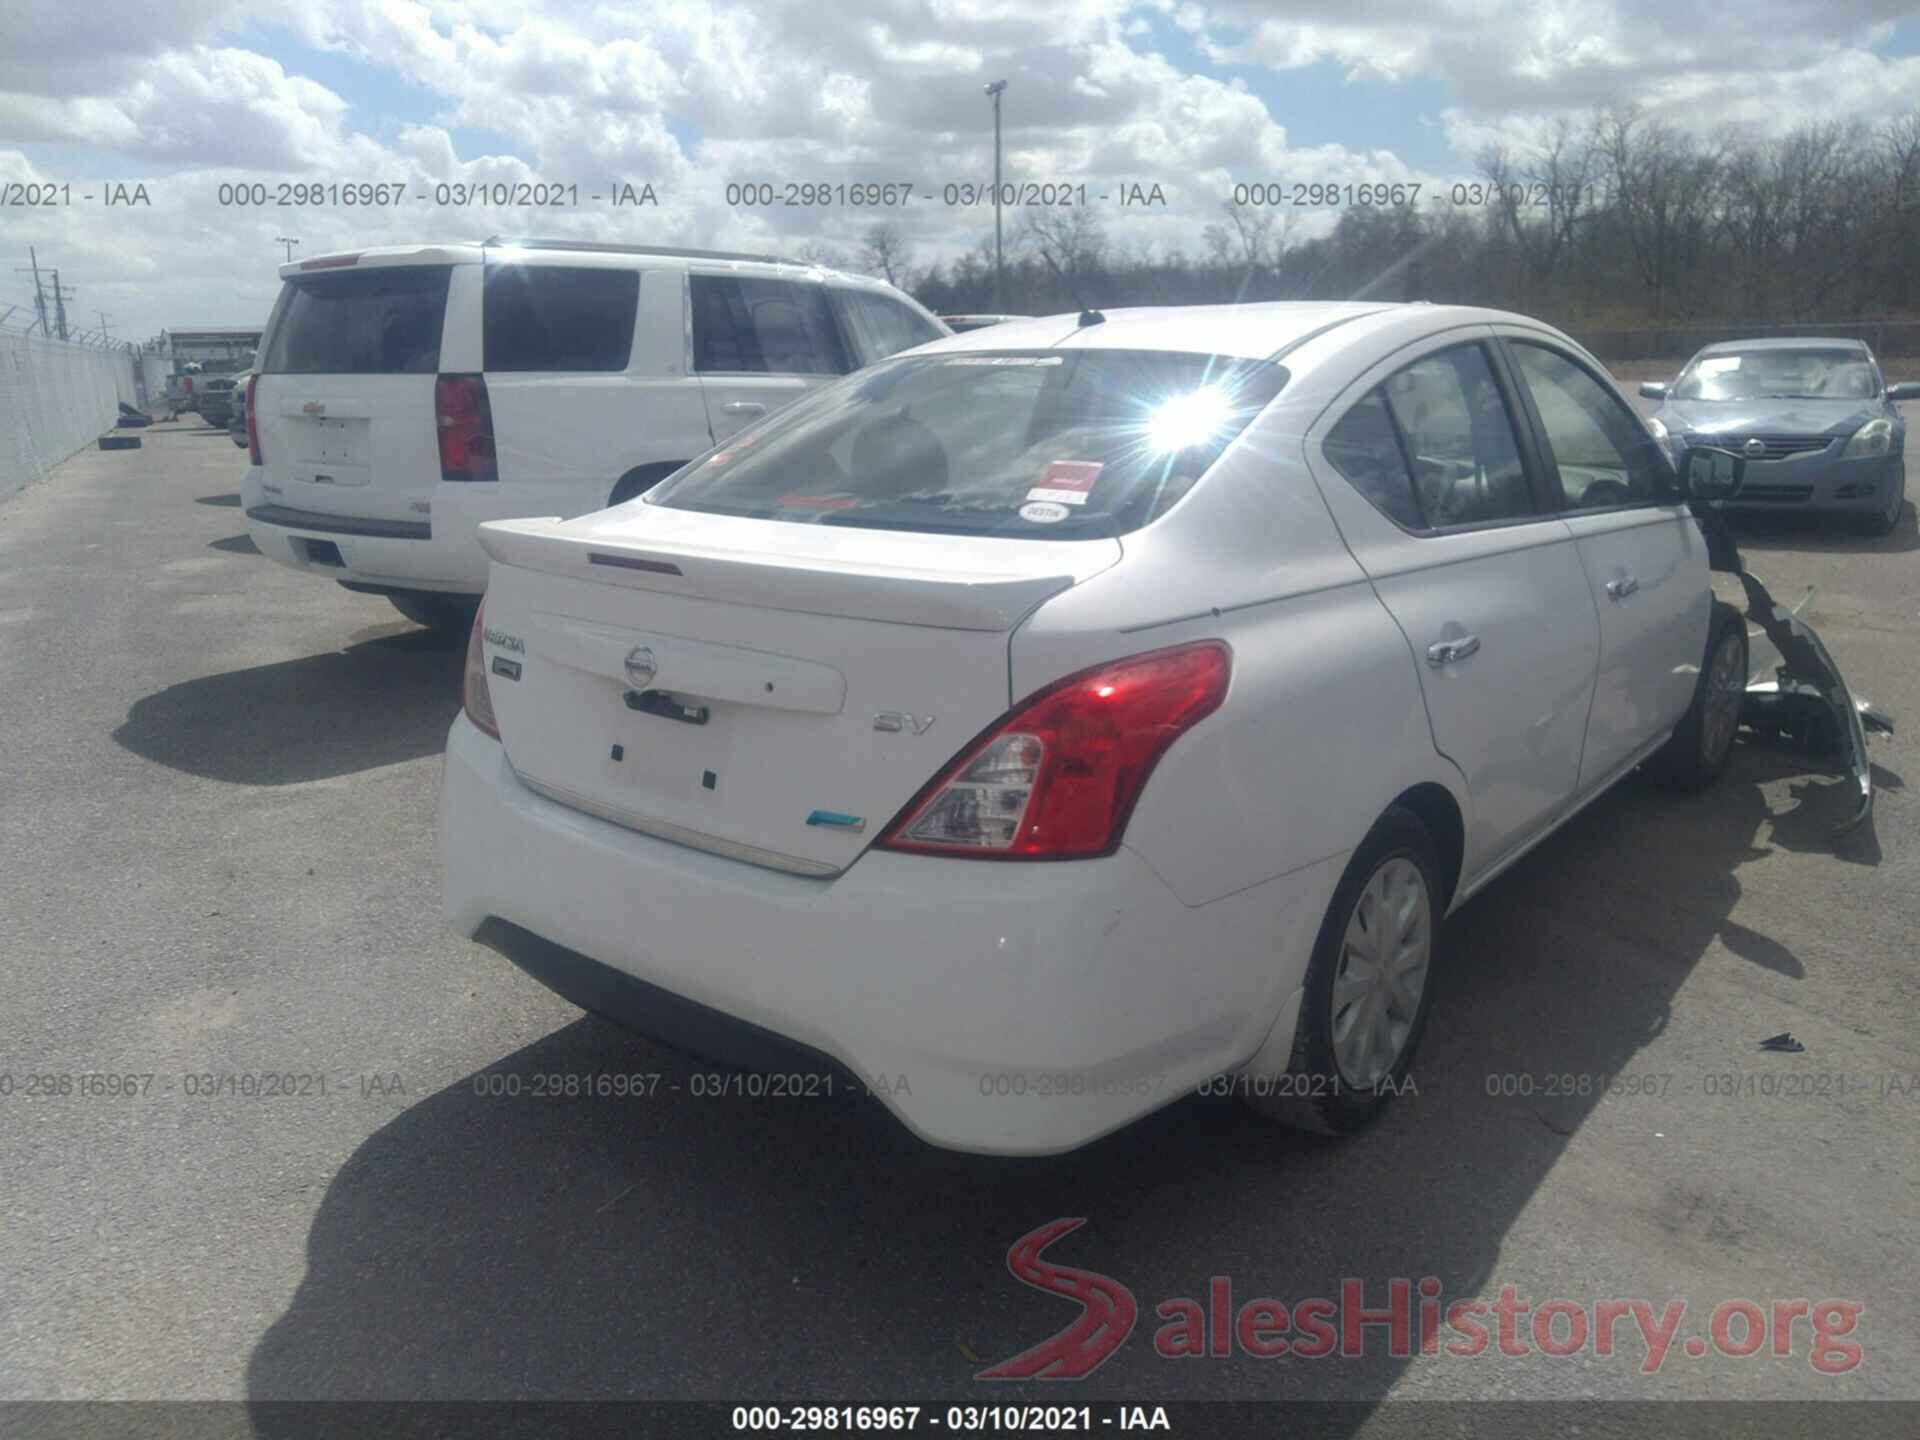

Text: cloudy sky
xmin=1 ymin=0 xmax=1916 ymax=342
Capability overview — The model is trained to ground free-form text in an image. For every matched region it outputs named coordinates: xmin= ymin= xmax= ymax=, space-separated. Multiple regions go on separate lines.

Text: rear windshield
xmin=1673 ymin=347 xmax=1880 ymax=401
xmin=650 ymin=350 xmax=1288 ymax=538
xmin=261 ymin=265 xmax=451 ymax=375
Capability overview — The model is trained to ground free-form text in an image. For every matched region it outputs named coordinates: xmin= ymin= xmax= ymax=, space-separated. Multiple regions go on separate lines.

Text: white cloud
xmin=2 ymin=0 xmax=1917 ymax=340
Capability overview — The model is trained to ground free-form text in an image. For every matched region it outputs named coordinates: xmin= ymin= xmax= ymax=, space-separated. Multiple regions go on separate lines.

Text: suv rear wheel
xmin=388 ymin=590 xmax=480 ymax=640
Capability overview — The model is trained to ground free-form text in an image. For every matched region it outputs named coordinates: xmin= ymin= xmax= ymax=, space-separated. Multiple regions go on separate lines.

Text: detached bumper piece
xmin=1737 ymin=572 xmax=1893 ymax=835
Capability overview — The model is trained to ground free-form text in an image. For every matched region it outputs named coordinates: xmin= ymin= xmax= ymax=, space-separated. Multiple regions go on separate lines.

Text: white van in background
xmin=241 ymin=238 xmax=949 ymax=632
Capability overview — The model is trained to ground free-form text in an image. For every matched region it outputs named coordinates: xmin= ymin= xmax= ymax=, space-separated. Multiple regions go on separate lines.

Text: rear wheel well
xmin=609 ymin=461 xmax=689 ymax=508
xmin=1389 ymin=782 xmax=1464 ymax=911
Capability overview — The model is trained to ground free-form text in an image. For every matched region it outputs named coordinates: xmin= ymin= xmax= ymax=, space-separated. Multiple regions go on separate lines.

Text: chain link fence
xmin=0 ymin=332 xmax=137 ymax=504
xmin=1574 ymin=319 xmax=1920 ymax=364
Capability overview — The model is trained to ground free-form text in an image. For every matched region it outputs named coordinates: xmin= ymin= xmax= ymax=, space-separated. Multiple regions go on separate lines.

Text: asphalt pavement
xmin=2 ymin=410 xmax=1917 ymax=1416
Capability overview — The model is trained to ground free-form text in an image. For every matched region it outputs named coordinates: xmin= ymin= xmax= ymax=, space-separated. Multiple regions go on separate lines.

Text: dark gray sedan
xmin=1641 ymin=338 xmax=1919 ymax=534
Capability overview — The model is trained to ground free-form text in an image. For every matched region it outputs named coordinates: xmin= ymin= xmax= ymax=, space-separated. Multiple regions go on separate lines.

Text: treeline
xmin=818 ymin=105 xmax=1920 ymax=330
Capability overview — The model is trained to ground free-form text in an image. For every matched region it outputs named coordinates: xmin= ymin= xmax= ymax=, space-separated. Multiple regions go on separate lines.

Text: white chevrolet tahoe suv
xmin=241 ymin=238 xmax=948 ymax=632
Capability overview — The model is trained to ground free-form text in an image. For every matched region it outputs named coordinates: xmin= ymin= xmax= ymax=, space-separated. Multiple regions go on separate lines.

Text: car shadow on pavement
xmin=112 ymin=629 xmax=464 ymax=786
xmin=195 ymin=493 xmax=243 ymax=508
xmin=243 ymin=744 xmax=1857 ymax=1416
xmin=208 ymin=533 xmax=261 ymax=555
xmin=1727 ymin=507 xmax=1919 ymax=556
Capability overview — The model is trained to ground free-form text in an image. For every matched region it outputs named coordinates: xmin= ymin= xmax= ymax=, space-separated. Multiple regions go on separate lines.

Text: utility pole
xmin=97 ymin=311 xmax=112 ymax=343
xmin=275 ymin=236 xmax=300 ymax=264
xmin=14 ymin=247 xmax=51 ymax=336
xmin=985 ymin=80 xmax=1008 ymax=311
xmin=49 ymin=269 xmax=73 ymax=341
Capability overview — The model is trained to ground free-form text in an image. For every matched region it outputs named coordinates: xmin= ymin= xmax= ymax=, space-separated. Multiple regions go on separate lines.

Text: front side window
xmin=262 ymin=265 xmax=450 ymax=375
xmin=691 ymin=276 xmax=848 ymax=376
xmin=1378 ymin=344 xmax=1534 ymax=527
xmin=483 ymin=265 xmax=639 ymax=372
xmin=1510 ymin=343 xmax=1669 ymax=510
xmin=836 ymin=289 xmax=944 ymax=363
xmin=651 ymin=350 xmax=1288 ymax=538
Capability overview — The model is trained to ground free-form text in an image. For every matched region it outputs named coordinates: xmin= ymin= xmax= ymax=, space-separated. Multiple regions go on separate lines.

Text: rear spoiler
xmin=477 ymin=517 xmax=1081 ymax=632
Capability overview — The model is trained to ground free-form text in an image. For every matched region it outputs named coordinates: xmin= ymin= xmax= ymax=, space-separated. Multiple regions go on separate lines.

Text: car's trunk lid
xmin=476 ymin=507 xmax=1121 ymax=873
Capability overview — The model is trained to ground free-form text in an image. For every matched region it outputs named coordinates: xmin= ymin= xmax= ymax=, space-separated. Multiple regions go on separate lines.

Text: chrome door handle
xmin=1426 ymin=635 xmax=1481 ymax=667
xmin=1605 ymin=575 xmax=1639 ymax=600
xmin=720 ymin=401 xmax=766 ymax=415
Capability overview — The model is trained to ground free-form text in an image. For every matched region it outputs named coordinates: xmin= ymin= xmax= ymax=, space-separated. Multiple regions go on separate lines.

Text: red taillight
xmin=300 ymin=253 xmax=362 ymax=270
xmin=463 ymin=600 xmax=500 ymax=739
xmin=436 ymin=373 xmax=497 ymax=483
xmin=876 ymin=641 xmax=1231 ymax=860
xmin=245 ymin=378 xmax=262 ymax=465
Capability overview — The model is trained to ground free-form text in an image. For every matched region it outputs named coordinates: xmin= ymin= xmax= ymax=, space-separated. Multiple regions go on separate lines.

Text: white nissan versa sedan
xmin=438 ymin=301 xmax=1872 ymax=1155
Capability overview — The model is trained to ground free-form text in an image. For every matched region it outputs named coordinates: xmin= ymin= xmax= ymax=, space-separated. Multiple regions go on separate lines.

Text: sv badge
xmin=873 ymin=711 xmax=935 ymax=735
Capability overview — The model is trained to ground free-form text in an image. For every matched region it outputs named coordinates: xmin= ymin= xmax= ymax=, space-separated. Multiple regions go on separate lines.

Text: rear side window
xmin=1323 ymin=390 xmax=1422 ymax=529
xmin=691 ymin=276 xmax=848 ymax=376
xmin=484 ymin=265 xmax=640 ymax=372
xmin=835 ymin=289 xmax=944 ymax=363
xmin=652 ymin=350 xmax=1288 ymax=538
xmin=261 ymin=266 xmax=451 ymax=375
xmin=1379 ymin=344 xmax=1533 ymax=528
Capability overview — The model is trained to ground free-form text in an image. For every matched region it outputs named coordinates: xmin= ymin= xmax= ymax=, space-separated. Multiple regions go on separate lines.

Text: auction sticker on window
xmin=1018 ymin=501 xmax=1070 ymax=524
xmin=1027 ymin=460 xmax=1103 ymax=506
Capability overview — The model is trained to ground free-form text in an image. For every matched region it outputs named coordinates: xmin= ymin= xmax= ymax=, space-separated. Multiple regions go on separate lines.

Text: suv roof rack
xmin=482 ymin=236 xmax=804 ymax=265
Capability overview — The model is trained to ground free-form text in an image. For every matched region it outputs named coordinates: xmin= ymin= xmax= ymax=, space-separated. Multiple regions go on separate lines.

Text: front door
xmin=1499 ymin=334 xmax=1710 ymax=791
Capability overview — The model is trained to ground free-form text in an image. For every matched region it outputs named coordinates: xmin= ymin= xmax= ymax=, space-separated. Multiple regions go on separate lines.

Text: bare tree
xmin=859 ymin=222 xmax=913 ymax=289
xmin=1017 ymin=208 xmax=1109 ymax=307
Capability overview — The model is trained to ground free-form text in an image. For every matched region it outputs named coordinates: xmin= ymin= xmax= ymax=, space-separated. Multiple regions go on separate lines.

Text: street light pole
xmin=985 ymin=79 xmax=1007 ymax=311
xmin=275 ymin=236 xmax=300 ymax=264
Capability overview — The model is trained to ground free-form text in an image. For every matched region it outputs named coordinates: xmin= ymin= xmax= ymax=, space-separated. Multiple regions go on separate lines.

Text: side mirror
xmin=1638 ymin=382 xmax=1669 ymax=400
xmin=1885 ymin=382 xmax=1920 ymax=402
xmin=1684 ymin=446 xmax=1745 ymax=502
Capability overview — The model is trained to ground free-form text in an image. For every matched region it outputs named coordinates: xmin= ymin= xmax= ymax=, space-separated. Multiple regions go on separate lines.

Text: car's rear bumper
xmin=241 ymin=469 xmax=607 ymax=595
xmin=438 ymin=713 xmax=1332 ymax=1155
xmin=1719 ymin=452 xmax=1902 ymax=511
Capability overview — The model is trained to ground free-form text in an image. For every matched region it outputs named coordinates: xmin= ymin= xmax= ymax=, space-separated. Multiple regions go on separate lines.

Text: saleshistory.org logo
xmin=977 ymin=1220 xmax=1865 ymax=1379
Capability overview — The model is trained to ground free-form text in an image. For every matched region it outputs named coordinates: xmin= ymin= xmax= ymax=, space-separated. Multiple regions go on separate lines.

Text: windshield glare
xmin=1672 ymin=348 xmax=1880 ymax=402
xmin=650 ymin=350 xmax=1288 ymax=539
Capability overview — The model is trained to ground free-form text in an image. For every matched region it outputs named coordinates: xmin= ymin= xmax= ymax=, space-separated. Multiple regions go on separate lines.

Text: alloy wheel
xmin=1329 ymin=856 xmax=1431 ymax=1090
xmin=1701 ymin=630 xmax=1745 ymax=766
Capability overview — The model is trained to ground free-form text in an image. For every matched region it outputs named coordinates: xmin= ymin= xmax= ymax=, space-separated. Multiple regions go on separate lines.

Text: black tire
xmin=1645 ymin=600 xmax=1746 ymax=791
xmin=1860 ymin=471 xmax=1905 ymax=536
xmin=387 ymin=591 xmax=480 ymax=641
xmin=1243 ymin=805 xmax=1442 ymax=1136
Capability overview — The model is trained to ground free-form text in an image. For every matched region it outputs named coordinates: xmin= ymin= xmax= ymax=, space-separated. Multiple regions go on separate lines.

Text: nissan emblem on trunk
xmin=624 ymin=646 xmax=658 ymax=689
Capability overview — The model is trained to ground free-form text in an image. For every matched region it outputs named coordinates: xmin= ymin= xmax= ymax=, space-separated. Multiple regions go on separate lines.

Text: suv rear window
xmin=483 ymin=265 xmax=640 ymax=372
xmin=690 ymin=276 xmax=848 ymax=376
xmin=651 ymin=350 xmax=1288 ymax=538
xmin=834 ymin=288 xmax=944 ymax=363
xmin=261 ymin=265 xmax=451 ymax=375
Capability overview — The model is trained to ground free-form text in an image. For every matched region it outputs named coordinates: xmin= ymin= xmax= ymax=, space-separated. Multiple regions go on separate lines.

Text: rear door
xmin=689 ymin=272 xmax=850 ymax=442
xmin=1307 ymin=336 xmax=1600 ymax=878
xmin=1498 ymin=333 xmax=1708 ymax=791
xmin=254 ymin=258 xmax=459 ymax=526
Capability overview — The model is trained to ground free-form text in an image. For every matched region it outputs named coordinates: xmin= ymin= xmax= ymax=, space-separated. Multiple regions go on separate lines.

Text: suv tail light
xmin=437 ymin=374 xmax=497 ymax=483
xmin=244 ymin=377 xmax=262 ymax=465
xmin=464 ymin=600 xmax=500 ymax=739
xmin=876 ymin=641 xmax=1231 ymax=859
